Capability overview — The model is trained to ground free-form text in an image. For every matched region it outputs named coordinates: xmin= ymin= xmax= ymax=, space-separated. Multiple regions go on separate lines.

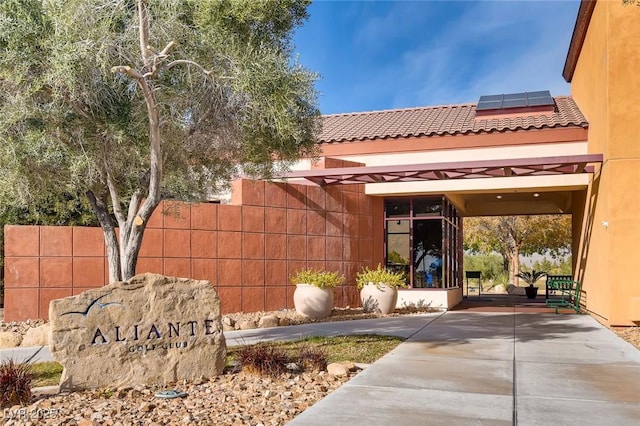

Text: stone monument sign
xmin=49 ymin=273 xmax=226 ymax=391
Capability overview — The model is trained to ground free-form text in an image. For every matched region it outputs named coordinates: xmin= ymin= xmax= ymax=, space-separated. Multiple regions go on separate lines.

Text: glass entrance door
xmin=412 ymin=220 xmax=443 ymax=288
xmin=384 ymin=197 xmax=461 ymax=289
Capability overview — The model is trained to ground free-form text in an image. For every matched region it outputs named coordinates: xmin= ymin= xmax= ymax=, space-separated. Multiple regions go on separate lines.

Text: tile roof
xmin=319 ymin=96 xmax=588 ymax=143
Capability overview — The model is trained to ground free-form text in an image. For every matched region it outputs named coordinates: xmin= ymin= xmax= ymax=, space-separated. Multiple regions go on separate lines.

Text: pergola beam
xmin=282 ymin=154 xmax=603 ymax=186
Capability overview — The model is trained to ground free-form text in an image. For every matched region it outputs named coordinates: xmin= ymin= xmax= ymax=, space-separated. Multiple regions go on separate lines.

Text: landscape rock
xmin=0 ymin=331 xmax=22 ymax=348
xmin=20 ymin=323 xmax=50 ymax=347
xmin=238 ymin=320 xmax=257 ymax=330
xmin=337 ymin=361 xmax=358 ymax=372
xmin=327 ymin=363 xmax=349 ymax=376
xmin=49 ymin=273 xmax=226 ymax=391
xmin=278 ymin=317 xmax=292 ymax=326
xmin=258 ymin=315 xmax=279 ymax=329
xmin=506 ymin=284 xmax=526 ymax=296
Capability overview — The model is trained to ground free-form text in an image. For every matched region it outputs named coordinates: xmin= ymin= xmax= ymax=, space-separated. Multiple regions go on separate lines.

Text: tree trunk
xmin=512 ymin=244 xmax=521 ymax=286
xmin=104 ymin=228 xmax=121 ymax=283
xmin=119 ymin=221 xmax=146 ymax=281
xmin=502 ymin=254 xmax=509 ymax=274
xmin=87 ymin=190 xmax=122 ymax=283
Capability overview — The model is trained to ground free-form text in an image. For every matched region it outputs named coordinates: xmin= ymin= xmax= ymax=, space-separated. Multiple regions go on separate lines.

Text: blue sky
xmin=293 ymin=0 xmax=581 ymax=114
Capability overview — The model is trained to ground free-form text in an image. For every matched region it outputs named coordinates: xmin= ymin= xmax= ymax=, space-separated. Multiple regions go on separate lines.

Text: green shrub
xmin=387 ymin=250 xmax=409 ymax=265
xmin=463 ymin=253 xmax=505 ymax=282
xmin=532 ymin=257 xmax=572 ymax=275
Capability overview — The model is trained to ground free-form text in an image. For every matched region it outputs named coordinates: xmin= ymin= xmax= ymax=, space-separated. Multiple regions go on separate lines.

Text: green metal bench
xmin=545 ymin=278 xmax=582 ymax=314
xmin=545 ymin=274 xmax=573 ymax=299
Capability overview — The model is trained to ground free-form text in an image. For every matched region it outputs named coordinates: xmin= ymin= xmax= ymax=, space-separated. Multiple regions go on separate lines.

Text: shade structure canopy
xmin=282 ymin=154 xmax=603 ymax=187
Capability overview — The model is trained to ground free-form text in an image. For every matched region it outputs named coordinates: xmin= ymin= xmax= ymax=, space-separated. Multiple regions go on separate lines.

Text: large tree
xmin=0 ymin=0 xmax=320 ymax=282
xmin=464 ymin=215 xmax=572 ymax=285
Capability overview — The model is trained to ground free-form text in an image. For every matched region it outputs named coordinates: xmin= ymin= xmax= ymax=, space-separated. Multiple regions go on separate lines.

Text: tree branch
xmin=104 ymin=165 xmax=125 ymax=227
xmin=158 ymin=40 xmax=175 ymax=58
xmin=111 ymin=65 xmax=144 ymax=80
xmin=127 ymin=187 xmax=143 ymax=225
xmin=137 ymin=0 xmax=152 ymax=67
xmin=86 ymin=190 xmax=116 ymax=228
xmin=165 ymin=59 xmax=212 ymax=76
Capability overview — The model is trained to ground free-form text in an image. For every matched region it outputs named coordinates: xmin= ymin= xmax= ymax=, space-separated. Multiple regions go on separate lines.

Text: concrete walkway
xmin=289 ymin=312 xmax=640 ymax=426
xmin=224 ymin=314 xmax=442 ymax=346
xmin=0 ymin=314 xmax=441 ymax=364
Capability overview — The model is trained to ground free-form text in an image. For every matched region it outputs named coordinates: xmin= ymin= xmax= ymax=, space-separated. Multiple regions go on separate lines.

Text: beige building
xmin=565 ymin=0 xmax=640 ymax=326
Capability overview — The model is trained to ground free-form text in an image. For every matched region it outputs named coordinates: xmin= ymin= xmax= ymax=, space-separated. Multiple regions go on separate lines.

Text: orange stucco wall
xmin=3 ymin=177 xmax=384 ymax=321
xmin=571 ymin=0 xmax=640 ymax=325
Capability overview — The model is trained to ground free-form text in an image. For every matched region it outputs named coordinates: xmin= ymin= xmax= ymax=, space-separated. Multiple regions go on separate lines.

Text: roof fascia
xmin=563 ymin=0 xmax=597 ymax=82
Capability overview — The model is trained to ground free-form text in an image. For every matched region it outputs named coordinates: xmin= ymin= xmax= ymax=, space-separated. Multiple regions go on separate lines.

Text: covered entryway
xmin=284 ymin=153 xmax=602 ymax=311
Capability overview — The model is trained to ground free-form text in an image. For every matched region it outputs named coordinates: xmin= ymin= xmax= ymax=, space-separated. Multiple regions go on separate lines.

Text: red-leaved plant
xmin=0 ymin=360 xmax=34 ymax=407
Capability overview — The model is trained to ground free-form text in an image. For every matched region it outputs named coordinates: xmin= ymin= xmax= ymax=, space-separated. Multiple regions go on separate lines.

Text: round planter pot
xmin=360 ymin=283 xmax=398 ymax=314
xmin=293 ymin=284 xmax=334 ymax=319
xmin=525 ymin=286 xmax=538 ymax=300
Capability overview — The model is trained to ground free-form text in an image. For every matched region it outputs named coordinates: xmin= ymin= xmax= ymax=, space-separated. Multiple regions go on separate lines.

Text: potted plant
xmin=515 ymin=269 xmax=546 ymax=299
xmin=356 ymin=264 xmax=408 ymax=314
xmin=290 ymin=269 xmax=344 ymax=319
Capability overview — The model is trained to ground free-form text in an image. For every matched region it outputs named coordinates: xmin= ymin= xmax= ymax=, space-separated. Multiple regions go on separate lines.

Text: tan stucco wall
xmin=571 ymin=0 xmax=640 ymax=325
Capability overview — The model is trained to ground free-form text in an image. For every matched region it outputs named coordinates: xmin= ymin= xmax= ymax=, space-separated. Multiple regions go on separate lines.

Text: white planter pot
xmin=360 ymin=283 xmax=398 ymax=314
xmin=293 ymin=284 xmax=334 ymax=319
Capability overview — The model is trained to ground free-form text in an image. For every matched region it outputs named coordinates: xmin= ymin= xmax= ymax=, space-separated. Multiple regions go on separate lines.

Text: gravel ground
xmin=0 ymin=318 xmax=48 ymax=335
xmin=612 ymin=326 xmax=640 ymax=350
xmin=6 ymin=369 xmax=356 ymax=425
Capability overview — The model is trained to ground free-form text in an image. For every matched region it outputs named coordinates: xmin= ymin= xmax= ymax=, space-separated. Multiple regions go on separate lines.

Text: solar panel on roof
xmin=476 ymin=90 xmax=554 ymax=111
xmin=528 ymin=97 xmax=554 ymax=106
xmin=477 ymin=100 xmax=502 ymax=110
xmin=503 ymin=93 xmax=526 ymax=101
xmin=503 ymin=99 xmax=528 ymax=108
xmin=527 ymin=90 xmax=550 ymax=98
xmin=481 ymin=94 xmax=503 ymax=101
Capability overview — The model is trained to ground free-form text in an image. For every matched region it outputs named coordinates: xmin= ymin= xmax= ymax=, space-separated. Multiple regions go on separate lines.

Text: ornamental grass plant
xmin=289 ymin=269 xmax=345 ymax=289
xmin=0 ymin=360 xmax=34 ymax=408
xmin=356 ymin=264 xmax=408 ymax=290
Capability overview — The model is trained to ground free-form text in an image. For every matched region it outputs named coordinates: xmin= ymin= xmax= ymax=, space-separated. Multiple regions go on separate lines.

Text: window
xmin=384 ymin=197 xmax=461 ymax=289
